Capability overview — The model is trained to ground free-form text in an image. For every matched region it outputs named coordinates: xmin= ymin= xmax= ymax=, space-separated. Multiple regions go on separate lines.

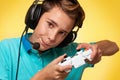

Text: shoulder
xmin=0 ymin=37 xmax=20 ymax=46
xmin=0 ymin=37 xmax=21 ymax=64
xmin=0 ymin=37 xmax=21 ymax=54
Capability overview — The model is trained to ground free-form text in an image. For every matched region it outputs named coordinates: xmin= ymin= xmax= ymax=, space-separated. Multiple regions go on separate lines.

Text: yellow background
xmin=0 ymin=0 xmax=120 ymax=80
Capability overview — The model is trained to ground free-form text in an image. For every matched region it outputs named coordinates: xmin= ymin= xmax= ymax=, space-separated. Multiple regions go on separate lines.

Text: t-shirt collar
xmin=22 ymin=33 xmax=32 ymax=52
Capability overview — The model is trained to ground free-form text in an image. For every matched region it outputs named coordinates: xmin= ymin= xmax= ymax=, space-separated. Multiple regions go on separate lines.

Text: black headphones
xmin=25 ymin=0 xmax=80 ymax=47
xmin=25 ymin=0 xmax=43 ymax=30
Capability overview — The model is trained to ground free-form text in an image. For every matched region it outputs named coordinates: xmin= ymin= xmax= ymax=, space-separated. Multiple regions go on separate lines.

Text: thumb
xmin=53 ymin=54 xmax=67 ymax=64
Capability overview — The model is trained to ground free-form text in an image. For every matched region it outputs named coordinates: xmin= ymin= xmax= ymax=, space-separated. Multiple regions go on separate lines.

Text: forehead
xmin=41 ymin=6 xmax=75 ymax=32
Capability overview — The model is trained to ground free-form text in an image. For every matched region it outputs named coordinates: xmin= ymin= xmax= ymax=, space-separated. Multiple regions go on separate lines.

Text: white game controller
xmin=58 ymin=49 xmax=92 ymax=70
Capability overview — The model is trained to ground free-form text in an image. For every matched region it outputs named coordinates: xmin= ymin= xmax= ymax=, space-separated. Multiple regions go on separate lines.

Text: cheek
xmin=56 ymin=36 xmax=66 ymax=44
xmin=35 ymin=25 xmax=48 ymax=35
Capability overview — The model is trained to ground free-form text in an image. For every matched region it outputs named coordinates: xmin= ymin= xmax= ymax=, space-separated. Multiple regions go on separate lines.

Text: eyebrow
xmin=47 ymin=18 xmax=58 ymax=27
xmin=47 ymin=18 xmax=69 ymax=33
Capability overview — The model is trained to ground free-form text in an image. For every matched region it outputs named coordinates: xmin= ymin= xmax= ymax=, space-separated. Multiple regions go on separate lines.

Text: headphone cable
xmin=15 ymin=26 xmax=28 ymax=80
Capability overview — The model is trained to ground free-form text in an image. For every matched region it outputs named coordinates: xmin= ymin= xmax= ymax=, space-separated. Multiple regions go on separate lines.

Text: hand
xmin=76 ymin=43 xmax=102 ymax=64
xmin=31 ymin=54 xmax=72 ymax=80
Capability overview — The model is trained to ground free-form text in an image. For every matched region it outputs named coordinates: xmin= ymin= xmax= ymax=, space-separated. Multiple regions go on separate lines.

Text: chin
xmin=40 ymin=47 xmax=50 ymax=51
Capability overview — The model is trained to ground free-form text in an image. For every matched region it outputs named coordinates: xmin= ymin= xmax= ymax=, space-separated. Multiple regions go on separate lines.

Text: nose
xmin=48 ymin=31 xmax=57 ymax=42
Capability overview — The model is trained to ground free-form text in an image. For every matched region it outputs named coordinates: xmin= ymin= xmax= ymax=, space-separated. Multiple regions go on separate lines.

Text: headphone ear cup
xmin=25 ymin=4 xmax=42 ymax=30
xmin=58 ymin=31 xmax=77 ymax=47
xmin=72 ymin=31 xmax=77 ymax=41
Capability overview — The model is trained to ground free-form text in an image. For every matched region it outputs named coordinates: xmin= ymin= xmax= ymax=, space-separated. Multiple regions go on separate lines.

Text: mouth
xmin=40 ymin=38 xmax=50 ymax=48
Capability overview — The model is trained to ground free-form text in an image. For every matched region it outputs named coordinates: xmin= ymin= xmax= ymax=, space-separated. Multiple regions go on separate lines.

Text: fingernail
xmin=64 ymin=54 xmax=68 ymax=58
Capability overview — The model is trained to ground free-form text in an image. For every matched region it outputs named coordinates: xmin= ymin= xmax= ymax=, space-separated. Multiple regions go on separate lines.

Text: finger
xmin=54 ymin=71 xmax=68 ymax=80
xmin=91 ymin=48 xmax=102 ymax=61
xmin=90 ymin=47 xmax=98 ymax=60
xmin=59 ymin=71 xmax=69 ymax=78
xmin=58 ymin=65 xmax=72 ymax=73
xmin=86 ymin=52 xmax=102 ymax=64
xmin=76 ymin=43 xmax=91 ymax=50
xmin=53 ymin=54 xmax=67 ymax=64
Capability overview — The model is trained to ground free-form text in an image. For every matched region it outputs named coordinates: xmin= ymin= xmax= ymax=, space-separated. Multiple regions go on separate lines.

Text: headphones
xmin=25 ymin=0 xmax=80 ymax=47
xmin=25 ymin=0 xmax=43 ymax=30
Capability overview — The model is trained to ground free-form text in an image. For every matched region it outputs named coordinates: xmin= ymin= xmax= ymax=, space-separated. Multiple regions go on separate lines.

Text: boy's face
xmin=30 ymin=6 xmax=75 ymax=51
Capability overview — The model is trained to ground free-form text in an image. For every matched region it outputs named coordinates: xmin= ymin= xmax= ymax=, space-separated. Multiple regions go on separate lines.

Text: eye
xmin=47 ymin=21 xmax=54 ymax=28
xmin=59 ymin=31 xmax=67 ymax=36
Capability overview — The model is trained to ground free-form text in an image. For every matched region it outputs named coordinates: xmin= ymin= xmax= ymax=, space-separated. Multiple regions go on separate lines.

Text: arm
xmin=96 ymin=40 xmax=119 ymax=56
xmin=76 ymin=40 xmax=119 ymax=64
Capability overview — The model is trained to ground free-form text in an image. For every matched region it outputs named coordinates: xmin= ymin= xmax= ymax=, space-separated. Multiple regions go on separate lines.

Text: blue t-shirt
xmin=0 ymin=34 xmax=93 ymax=80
